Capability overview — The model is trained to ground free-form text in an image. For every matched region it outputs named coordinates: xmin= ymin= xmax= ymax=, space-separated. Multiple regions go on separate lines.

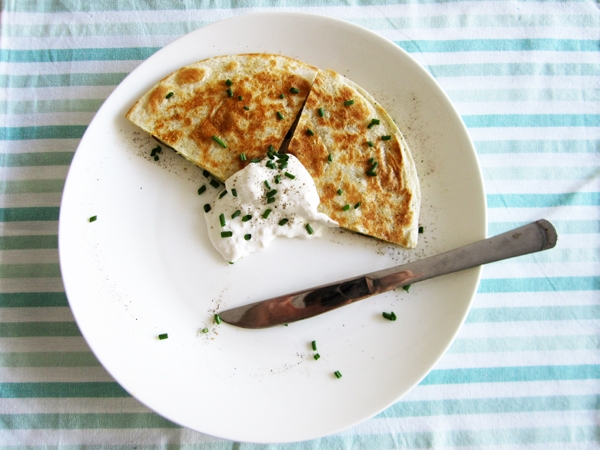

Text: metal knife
xmin=219 ymin=219 xmax=557 ymax=329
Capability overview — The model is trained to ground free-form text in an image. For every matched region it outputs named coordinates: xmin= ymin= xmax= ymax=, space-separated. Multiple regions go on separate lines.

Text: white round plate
xmin=59 ymin=12 xmax=486 ymax=444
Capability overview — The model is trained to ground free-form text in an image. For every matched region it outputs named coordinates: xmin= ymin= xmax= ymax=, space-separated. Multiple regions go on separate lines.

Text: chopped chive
xmin=214 ymin=314 xmax=222 ymax=324
xmin=334 ymin=370 xmax=342 ymax=379
xmin=342 ymin=204 xmax=350 ymax=211
xmin=266 ymin=189 xmax=277 ymax=198
xmin=231 ymin=210 xmax=241 ymax=219
xmin=367 ymin=141 xmax=374 ymax=147
xmin=275 ymin=175 xmax=281 ymax=184
xmin=369 ymin=157 xmax=375 ymax=164
xmin=154 ymin=155 xmax=159 ymax=161
xmin=306 ymin=223 xmax=313 ymax=235
xmin=202 ymin=328 xmax=209 ymax=333
xmin=371 ymin=118 xmax=381 ymax=125
xmin=278 ymin=218 xmax=289 ymax=226
xmin=419 ymin=226 xmax=424 ymax=233
xmin=150 ymin=147 xmax=158 ymax=157
xmin=218 ymin=190 xmax=228 ymax=199
xmin=203 ymin=170 xmax=210 ymax=178
xmin=382 ymin=311 xmax=397 ymax=321
xmin=244 ymin=234 xmax=251 ymax=240
xmin=219 ymin=213 xmax=226 ymax=227
xmin=251 ymin=158 xmax=261 ymax=163
xmin=280 ymin=93 xmax=285 ymax=99
xmin=158 ymin=333 xmax=169 ymax=340
xmin=221 ymin=231 xmax=233 ymax=238
xmin=267 ymin=151 xmax=274 ymax=160
xmin=267 ymin=197 xmax=276 ymax=204
xmin=354 ymin=202 xmax=361 ymax=209
xmin=165 ymin=92 xmax=173 ymax=99
xmin=210 ymin=179 xmax=221 ymax=188
xmin=226 ymin=88 xmax=233 ymax=97
xmin=381 ymin=135 xmax=392 ymax=141
xmin=212 ymin=135 xmax=227 ymax=148
xmin=238 ymin=95 xmax=243 ymax=100
xmin=284 ymin=172 xmax=295 ymax=179
xmin=306 ymin=128 xmax=314 ymax=136
xmin=367 ymin=169 xmax=377 ymax=177
xmin=314 ymin=353 xmax=321 ymax=360
xmin=266 ymin=161 xmax=276 ymax=169
xmin=290 ymin=87 xmax=300 ymax=94
xmin=276 ymin=111 xmax=284 ymax=120
xmin=318 ymin=107 xmax=325 ymax=117
xmin=239 ymin=153 xmax=247 ymax=161
xmin=344 ymin=99 xmax=354 ymax=106
xmin=311 ymin=340 xmax=317 ymax=351
xmin=89 ymin=215 xmax=97 ymax=222
xmin=337 ymin=189 xmax=343 ymax=195
xmin=262 ymin=209 xmax=272 ymax=219
xmin=278 ymin=153 xmax=289 ymax=161
xmin=371 ymin=161 xmax=379 ymax=170
xmin=243 ymin=105 xmax=250 ymax=111
xmin=278 ymin=161 xmax=288 ymax=169
xmin=403 ymin=284 xmax=411 ymax=292
xmin=327 ymin=154 xmax=333 ymax=163
xmin=264 ymin=180 xmax=271 ymax=189
xmin=203 ymin=204 xmax=211 ymax=213
xmin=231 ymin=188 xmax=238 ymax=197
xmin=225 ymin=79 xmax=233 ymax=86
xmin=268 ymin=145 xmax=276 ymax=153
xmin=242 ymin=214 xmax=252 ymax=222
xmin=198 ymin=185 xmax=207 ymax=195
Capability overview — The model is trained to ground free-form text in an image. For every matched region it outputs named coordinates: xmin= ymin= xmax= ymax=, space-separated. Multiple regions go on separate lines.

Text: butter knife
xmin=219 ymin=219 xmax=557 ymax=328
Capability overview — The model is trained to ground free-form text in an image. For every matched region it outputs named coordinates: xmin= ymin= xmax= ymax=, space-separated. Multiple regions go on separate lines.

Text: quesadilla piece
xmin=126 ymin=54 xmax=318 ymax=181
xmin=286 ymin=69 xmax=421 ymax=248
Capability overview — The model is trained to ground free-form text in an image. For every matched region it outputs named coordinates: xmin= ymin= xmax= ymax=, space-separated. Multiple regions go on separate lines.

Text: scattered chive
xmin=232 ymin=188 xmax=238 ymax=197
xmin=198 ymin=185 xmax=207 ymax=195
xmin=334 ymin=371 xmax=342 ymax=379
xmin=251 ymin=158 xmax=261 ymax=163
xmin=225 ymin=79 xmax=233 ymax=86
xmin=314 ymin=353 xmax=321 ymax=360
xmin=231 ymin=210 xmax=241 ymax=219
xmin=238 ymin=95 xmax=243 ymax=100
xmin=306 ymin=128 xmax=314 ymax=136
xmin=268 ymin=145 xmax=276 ymax=153
xmin=242 ymin=214 xmax=252 ymax=222
xmin=202 ymin=328 xmax=209 ymax=333
xmin=354 ymin=202 xmax=361 ymax=209
xmin=344 ymin=99 xmax=354 ymax=106
xmin=244 ymin=234 xmax=251 ymax=240
xmin=203 ymin=204 xmax=211 ymax=213
xmin=210 ymin=179 xmax=221 ymax=189
xmin=284 ymin=172 xmax=295 ymax=179
xmin=158 ymin=333 xmax=169 ymax=340
xmin=226 ymin=88 xmax=233 ymax=97
xmin=203 ymin=170 xmax=210 ymax=178
xmin=371 ymin=118 xmax=381 ymax=125
xmin=267 ymin=197 xmax=276 ymax=204
xmin=383 ymin=311 xmax=397 ymax=321
xmin=311 ymin=340 xmax=317 ymax=351
xmin=342 ymin=204 xmax=350 ymax=211
xmin=403 ymin=284 xmax=411 ymax=292
xmin=240 ymin=153 xmax=247 ymax=161
xmin=151 ymin=147 xmax=158 ymax=157
xmin=278 ymin=218 xmax=289 ymax=226
xmin=218 ymin=190 xmax=228 ymax=199
xmin=214 ymin=314 xmax=222 ymax=324
xmin=212 ymin=135 xmax=227 ymax=148
xmin=327 ymin=154 xmax=333 ymax=163
xmin=219 ymin=214 xmax=226 ymax=227
xmin=337 ymin=189 xmax=343 ymax=196
xmin=89 ymin=215 xmax=97 ymax=222
xmin=165 ymin=92 xmax=173 ymax=99
xmin=278 ymin=161 xmax=288 ymax=169
xmin=221 ymin=231 xmax=233 ymax=238
xmin=318 ymin=107 xmax=325 ymax=117
xmin=280 ymin=93 xmax=285 ymax=99
xmin=369 ymin=157 xmax=375 ymax=164
xmin=276 ymin=111 xmax=284 ymax=120
xmin=154 ymin=155 xmax=159 ymax=161
xmin=266 ymin=161 xmax=276 ymax=169
xmin=381 ymin=135 xmax=392 ymax=141
xmin=275 ymin=175 xmax=281 ymax=184
xmin=290 ymin=87 xmax=300 ymax=94
xmin=367 ymin=141 xmax=374 ymax=147
xmin=419 ymin=226 xmax=424 ymax=234
xmin=371 ymin=161 xmax=379 ymax=170
xmin=243 ymin=105 xmax=250 ymax=111
xmin=367 ymin=169 xmax=377 ymax=177
xmin=262 ymin=209 xmax=272 ymax=219
xmin=266 ymin=189 xmax=277 ymax=198
xmin=306 ymin=223 xmax=314 ymax=235
xmin=264 ymin=180 xmax=271 ymax=189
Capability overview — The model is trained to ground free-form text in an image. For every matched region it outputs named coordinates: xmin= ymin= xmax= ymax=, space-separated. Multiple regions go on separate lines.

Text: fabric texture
xmin=1 ymin=0 xmax=599 ymax=447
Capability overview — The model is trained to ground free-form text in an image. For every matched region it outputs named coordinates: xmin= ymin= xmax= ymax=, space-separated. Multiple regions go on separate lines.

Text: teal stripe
xmin=0 ymin=73 xmax=127 ymax=88
xmin=449 ymin=335 xmax=600 ymax=353
xmin=475 ymin=140 xmax=599 ymax=154
xmin=0 ymin=235 xmax=58 ymax=250
xmin=0 ymin=292 xmax=68 ymax=307
xmin=0 ymin=352 xmax=100 ymax=367
xmin=0 ymin=152 xmax=74 ymax=167
xmin=0 ymin=382 xmax=128 ymax=398
xmin=378 ymin=395 xmax=600 ymax=418
xmin=488 ymin=220 xmax=600 ymax=235
xmin=1 ymin=99 xmax=104 ymax=115
xmin=487 ymin=192 xmax=600 ymax=208
xmin=479 ymin=276 xmax=599 ymax=293
xmin=448 ymin=88 xmax=600 ymax=103
xmin=0 ymin=322 xmax=80 ymax=337
xmin=398 ymin=38 xmax=600 ymax=53
xmin=0 ymin=47 xmax=159 ymax=63
xmin=0 ymin=179 xmax=65 ymax=194
xmin=482 ymin=166 xmax=597 ymax=180
xmin=428 ymin=62 xmax=600 ymax=77
xmin=0 ymin=412 xmax=177 ymax=429
xmin=421 ymin=364 xmax=600 ymax=385
xmin=0 ymin=207 xmax=60 ymax=222
xmin=512 ymin=247 xmax=599 ymax=264
xmin=464 ymin=114 xmax=600 ymax=128
xmin=0 ymin=263 xmax=62 ymax=278
xmin=0 ymin=126 xmax=86 ymax=140
xmin=466 ymin=305 xmax=600 ymax=323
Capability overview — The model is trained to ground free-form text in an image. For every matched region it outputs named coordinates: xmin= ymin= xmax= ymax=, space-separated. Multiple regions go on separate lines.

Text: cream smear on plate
xmin=204 ymin=153 xmax=338 ymax=262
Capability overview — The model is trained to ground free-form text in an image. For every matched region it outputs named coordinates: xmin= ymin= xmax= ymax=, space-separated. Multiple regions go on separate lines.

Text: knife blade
xmin=218 ymin=219 xmax=557 ymax=329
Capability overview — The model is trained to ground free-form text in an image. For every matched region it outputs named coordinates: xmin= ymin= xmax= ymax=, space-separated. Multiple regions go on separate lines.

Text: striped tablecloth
xmin=1 ymin=1 xmax=598 ymax=447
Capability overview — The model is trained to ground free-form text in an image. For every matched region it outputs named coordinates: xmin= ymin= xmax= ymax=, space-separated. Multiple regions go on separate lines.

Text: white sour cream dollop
xmin=204 ymin=154 xmax=338 ymax=262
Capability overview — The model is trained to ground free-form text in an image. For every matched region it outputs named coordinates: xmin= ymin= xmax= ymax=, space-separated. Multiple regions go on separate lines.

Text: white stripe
xmin=483 ymin=179 xmax=600 ymax=195
xmin=0 ymin=112 xmax=95 ymax=127
xmin=0 ymin=85 xmax=115 ymax=101
xmin=481 ymin=261 xmax=599 ymax=279
xmin=0 ymin=193 xmax=63 ymax=208
xmin=0 ymin=140 xmax=79 ymax=154
xmin=0 ymin=60 xmax=139 ymax=75
xmin=478 ymin=153 xmax=600 ymax=168
xmin=0 ymin=222 xmax=58 ymax=237
xmin=469 ymin=127 xmax=600 ymax=141
xmin=435 ymin=350 xmax=600 ymax=369
xmin=458 ymin=320 xmax=600 ymax=339
xmin=455 ymin=101 xmax=600 ymax=115
xmin=412 ymin=51 xmax=600 ymax=66
xmin=487 ymin=206 xmax=600 ymax=223
xmin=0 ymin=337 xmax=88 ymax=352
xmin=2 ymin=166 xmax=70 ymax=181
xmin=0 ymin=367 xmax=113 ymax=382
xmin=0 ymin=397 xmax=151 ymax=414
xmin=4 ymin=35 xmax=175 ymax=50
xmin=0 ymin=249 xmax=58 ymax=265
xmin=475 ymin=290 xmax=599 ymax=308
xmin=0 ymin=307 xmax=73 ymax=323
xmin=437 ymin=76 xmax=600 ymax=91
xmin=0 ymin=277 xmax=64 ymax=293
